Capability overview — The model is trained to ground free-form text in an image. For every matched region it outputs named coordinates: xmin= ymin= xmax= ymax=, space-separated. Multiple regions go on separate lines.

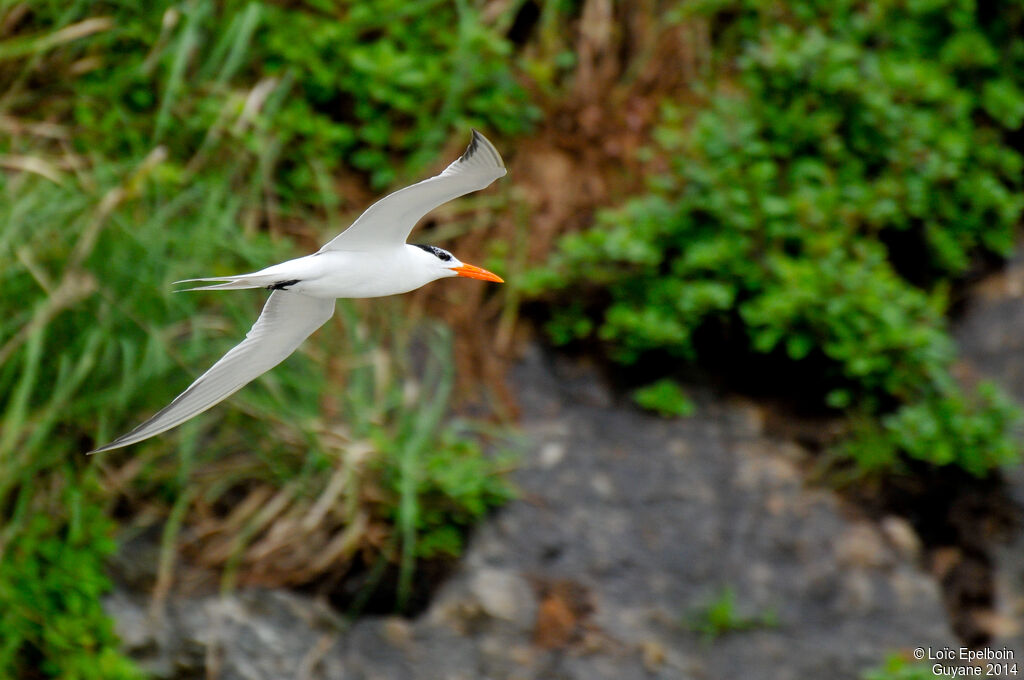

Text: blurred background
xmin=1 ymin=1 xmax=1023 ymax=678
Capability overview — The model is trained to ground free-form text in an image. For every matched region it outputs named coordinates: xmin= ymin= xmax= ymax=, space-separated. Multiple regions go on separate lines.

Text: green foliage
xmin=841 ymin=381 xmax=1022 ymax=477
xmin=257 ymin=0 xmax=536 ymax=188
xmin=412 ymin=430 xmax=517 ymax=559
xmin=631 ymin=378 xmax=695 ymax=417
xmin=8 ymin=1 xmax=538 ymax=195
xmin=528 ymin=0 xmax=1024 ymax=476
xmin=0 ymin=470 xmax=142 ymax=679
xmin=682 ymin=586 xmax=778 ymax=641
xmin=380 ymin=418 xmax=516 ymax=609
xmin=862 ymin=654 xmax=940 ymax=680
xmin=338 ymin=320 xmax=516 ymax=612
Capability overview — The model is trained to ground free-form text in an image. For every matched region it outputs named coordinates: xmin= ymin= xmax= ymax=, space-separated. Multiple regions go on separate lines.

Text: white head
xmin=408 ymin=243 xmax=504 ymax=283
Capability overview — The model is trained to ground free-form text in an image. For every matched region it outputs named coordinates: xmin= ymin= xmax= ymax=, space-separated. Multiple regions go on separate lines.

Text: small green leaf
xmin=632 ymin=379 xmax=696 ymax=418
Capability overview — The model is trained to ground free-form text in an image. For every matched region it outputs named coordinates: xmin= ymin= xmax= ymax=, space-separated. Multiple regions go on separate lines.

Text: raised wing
xmin=90 ymin=291 xmax=335 ymax=453
xmin=319 ymin=130 xmax=506 ymax=252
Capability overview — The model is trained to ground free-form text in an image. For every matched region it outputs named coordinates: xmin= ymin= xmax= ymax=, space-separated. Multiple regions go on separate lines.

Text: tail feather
xmin=173 ymin=274 xmax=278 ymax=292
xmin=174 ymin=281 xmax=261 ymax=292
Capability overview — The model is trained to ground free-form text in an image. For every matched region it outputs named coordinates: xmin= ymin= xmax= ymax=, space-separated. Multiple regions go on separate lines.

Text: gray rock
xmin=954 ymin=252 xmax=1024 ymax=649
xmin=105 ymin=588 xmax=346 ymax=680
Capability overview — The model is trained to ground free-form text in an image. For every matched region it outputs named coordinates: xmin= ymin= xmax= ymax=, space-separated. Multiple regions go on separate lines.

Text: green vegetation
xmin=0 ymin=2 xmax=526 ymax=675
xmin=631 ymin=378 xmax=695 ymax=417
xmin=682 ymin=585 xmax=778 ymax=641
xmin=12 ymin=0 xmax=537 ymax=194
xmin=0 ymin=479 xmax=143 ymax=679
xmin=862 ymin=654 xmax=941 ymax=680
xmin=527 ymin=0 xmax=1024 ymax=476
xmin=339 ymin=317 xmax=517 ymax=612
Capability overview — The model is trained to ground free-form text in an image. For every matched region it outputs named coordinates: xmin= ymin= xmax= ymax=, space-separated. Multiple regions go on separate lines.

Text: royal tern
xmin=90 ymin=130 xmax=505 ymax=454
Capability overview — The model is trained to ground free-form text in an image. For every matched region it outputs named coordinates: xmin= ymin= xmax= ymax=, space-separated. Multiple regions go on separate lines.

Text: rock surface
xmin=106 ymin=588 xmax=346 ymax=680
xmin=954 ymin=255 xmax=1024 ymax=649
xmin=108 ymin=344 xmax=956 ymax=679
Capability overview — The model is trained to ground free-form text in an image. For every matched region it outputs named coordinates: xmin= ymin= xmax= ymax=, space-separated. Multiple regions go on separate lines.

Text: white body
xmin=238 ymin=246 xmax=457 ymax=299
xmin=91 ymin=131 xmax=506 ymax=453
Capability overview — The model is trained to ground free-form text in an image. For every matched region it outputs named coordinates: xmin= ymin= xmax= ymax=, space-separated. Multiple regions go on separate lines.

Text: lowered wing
xmin=90 ymin=291 xmax=335 ymax=453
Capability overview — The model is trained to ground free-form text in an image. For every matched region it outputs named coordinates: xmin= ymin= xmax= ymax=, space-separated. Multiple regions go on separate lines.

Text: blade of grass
xmin=21 ymin=330 xmax=101 ymax=457
xmin=213 ymin=2 xmax=263 ymax=87
xmin=152 ymin=485 xmax=196 ymax=613
xmin=153 ymin=3 xmax=207 ymax=144
xmin=0 ymin=308 xmax=47 ymax=460
xmin=395 ymin=325 xmax=455 ymax=611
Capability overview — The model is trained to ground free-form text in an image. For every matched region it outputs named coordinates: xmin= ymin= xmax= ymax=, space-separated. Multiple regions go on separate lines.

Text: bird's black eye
xmin=413 ymin=244 xmax=452 ymax=262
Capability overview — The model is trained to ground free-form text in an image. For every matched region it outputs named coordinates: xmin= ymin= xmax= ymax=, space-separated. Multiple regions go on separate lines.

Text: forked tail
xmin=173 ymin=273 xmax=284 ymax=292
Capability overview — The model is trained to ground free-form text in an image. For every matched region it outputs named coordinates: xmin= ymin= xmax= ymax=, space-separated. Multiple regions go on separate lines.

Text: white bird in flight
xmin=90 ymin=130 xmax=506 ymax=454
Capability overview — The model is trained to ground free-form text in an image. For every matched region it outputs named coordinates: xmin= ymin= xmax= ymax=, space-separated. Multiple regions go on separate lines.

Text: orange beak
xmin=450 ymin=263 xmax=504 ymax=283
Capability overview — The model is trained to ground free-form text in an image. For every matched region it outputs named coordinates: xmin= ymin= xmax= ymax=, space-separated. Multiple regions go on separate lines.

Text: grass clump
xmin=526 ymin=0 xmax=1024 ymax=477
xmin=367 ymin=326 xmax=516 ymax=611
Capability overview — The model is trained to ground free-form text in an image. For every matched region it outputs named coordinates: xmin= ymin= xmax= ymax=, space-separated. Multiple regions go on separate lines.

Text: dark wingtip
xmin=464 ymin=131 xmax=480 ymax=157
xmin=461 ymin=129 xmax=504 ymax=170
